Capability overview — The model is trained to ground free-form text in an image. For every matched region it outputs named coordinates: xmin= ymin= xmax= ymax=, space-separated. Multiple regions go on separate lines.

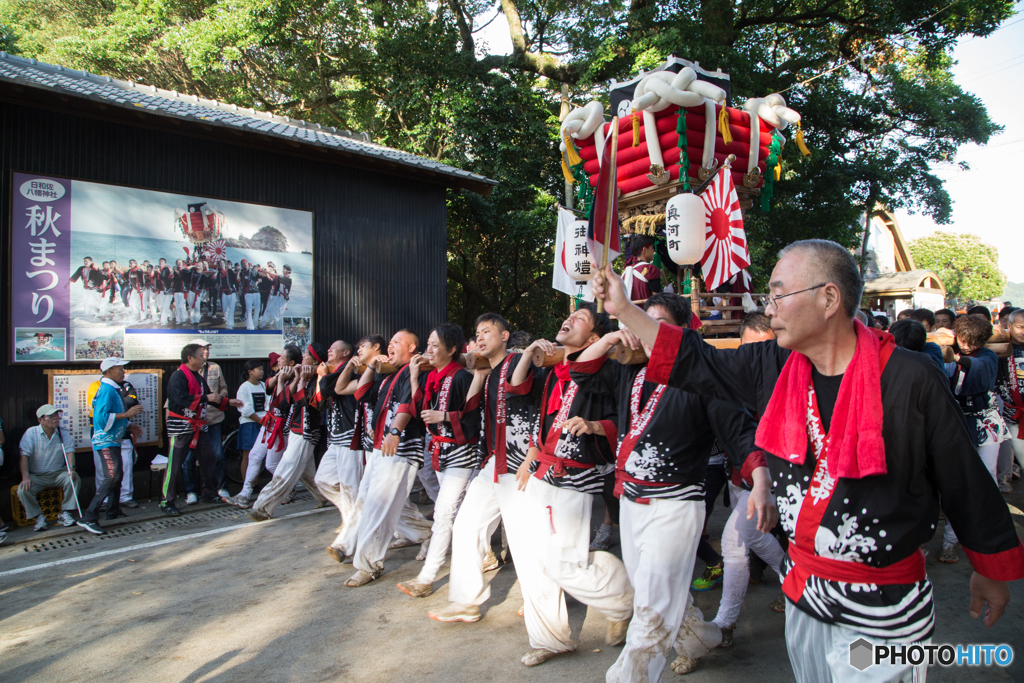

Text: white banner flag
xmin=552 ymin=207 xmax=593 ymax=300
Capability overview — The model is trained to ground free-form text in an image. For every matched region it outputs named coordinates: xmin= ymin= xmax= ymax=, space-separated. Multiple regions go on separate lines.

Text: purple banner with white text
xmin=11 ymin=172 xmax=72 ymax=363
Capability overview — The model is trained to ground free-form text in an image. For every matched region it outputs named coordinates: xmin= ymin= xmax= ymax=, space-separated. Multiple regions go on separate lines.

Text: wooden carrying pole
xmin=597 ymin=117 xmax=619 ymax=314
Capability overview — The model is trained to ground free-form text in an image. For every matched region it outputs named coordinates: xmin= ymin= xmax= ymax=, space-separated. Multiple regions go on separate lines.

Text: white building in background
xmin=859 ymin=209 xmax=946 ymax=319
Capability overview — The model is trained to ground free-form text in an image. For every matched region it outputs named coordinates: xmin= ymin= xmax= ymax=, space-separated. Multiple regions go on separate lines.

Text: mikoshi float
xmin=556 ymin=57 xmax=810 ymax=337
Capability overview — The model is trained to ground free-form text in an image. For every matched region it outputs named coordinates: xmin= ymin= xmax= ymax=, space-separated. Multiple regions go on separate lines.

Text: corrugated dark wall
xmin=0 ymin=102 xmax=447 ymax=509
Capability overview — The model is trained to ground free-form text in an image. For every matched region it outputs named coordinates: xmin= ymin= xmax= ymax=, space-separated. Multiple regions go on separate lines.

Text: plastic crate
xmin=10 ymin=485 xmax=65 ymax=527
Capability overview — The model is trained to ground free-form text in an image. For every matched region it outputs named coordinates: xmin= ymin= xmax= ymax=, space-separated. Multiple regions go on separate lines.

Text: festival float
xmin=174 ymin=202 xmax=228 ymax=264
xmin=556 ymin=57 xmax=811 ymax=338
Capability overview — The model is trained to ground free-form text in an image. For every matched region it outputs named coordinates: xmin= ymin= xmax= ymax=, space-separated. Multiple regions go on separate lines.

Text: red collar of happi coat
xmin=546 ymin=362 xmax=573 ymax=415
xmin=423 ymin=361 xmax=460 ymax=406
xmin=754 ymin=320 xmax=895 ymax=479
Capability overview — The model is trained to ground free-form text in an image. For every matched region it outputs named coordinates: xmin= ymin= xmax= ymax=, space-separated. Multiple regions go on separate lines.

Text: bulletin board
xmin=44 ymin=369 xmax=164 ymax=452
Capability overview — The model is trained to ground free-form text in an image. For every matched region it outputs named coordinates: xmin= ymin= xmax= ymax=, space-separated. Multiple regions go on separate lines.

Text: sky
xmin=67 ymin=178 xmax=314 ymax=253
xmin=893 ymin=15 xmax=1024 ymax=284
xmin=476 ymin=10 xmax=1024 ymax=283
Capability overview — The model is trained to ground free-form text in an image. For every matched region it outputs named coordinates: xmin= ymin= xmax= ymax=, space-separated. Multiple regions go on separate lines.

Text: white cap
xmin=189 ymin=338 xmax=212 ymax=347
xmin=100 ymin=357 xmax=129 ymax=372
xmin=36 ymin=404 xmax=61 ymax=418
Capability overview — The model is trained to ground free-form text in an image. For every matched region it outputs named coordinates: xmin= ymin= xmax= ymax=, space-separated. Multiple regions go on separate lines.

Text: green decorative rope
xmin=571 ymin=160 xmax=593 ymax=216
xmin=676 ymin=108 xmax=690 ymax=192
xmin=761 ymin=131 xmax=783 ymax=212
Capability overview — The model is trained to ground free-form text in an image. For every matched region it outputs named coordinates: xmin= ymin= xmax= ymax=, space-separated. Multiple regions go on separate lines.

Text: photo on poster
xmin=14 ymin=327 xmax=67 ymax=362
xmin=283 ymin=317 xmax=312 ymax=349
xmin=10 ymin=172 xmax=314 ymax=363
xmin=74 ymin=327 xmax=124 ymax=361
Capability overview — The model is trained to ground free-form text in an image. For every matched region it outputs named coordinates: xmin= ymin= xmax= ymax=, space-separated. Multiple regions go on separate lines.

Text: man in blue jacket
xmin=80 ymin=357 xmax=142 ymax=534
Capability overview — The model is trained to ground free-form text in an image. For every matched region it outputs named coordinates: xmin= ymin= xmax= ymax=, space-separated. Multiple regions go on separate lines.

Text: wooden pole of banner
xmin=597 ymin=118 xmax=619 ymax=314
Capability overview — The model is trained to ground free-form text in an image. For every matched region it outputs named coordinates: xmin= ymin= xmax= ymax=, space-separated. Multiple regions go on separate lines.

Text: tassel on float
xmin=632 ymin=109 xmax=640 ymax=147
xmin=718 ymin=105 xmax=733 ymax=146
xmin=795 ymin=122 xmax=811 ymax=157
xmin=561 ymin=156 xmax=576 ymax=184
xmin=562 ymin=131 xmax=582 ymax=165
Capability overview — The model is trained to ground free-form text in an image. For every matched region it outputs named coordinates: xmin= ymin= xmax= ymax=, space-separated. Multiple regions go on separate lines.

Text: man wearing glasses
xmin=18 ymin=405 xmax=78 ymax=531
xmin=590 ymin=239 xmax=1023 ymax=683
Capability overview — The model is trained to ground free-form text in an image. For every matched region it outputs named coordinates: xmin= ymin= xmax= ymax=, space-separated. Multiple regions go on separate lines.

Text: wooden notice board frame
xmin=44 ymin=368 xmax=165 ymax=452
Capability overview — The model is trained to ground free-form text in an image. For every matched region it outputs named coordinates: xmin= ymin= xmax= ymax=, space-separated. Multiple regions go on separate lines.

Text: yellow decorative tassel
xmin=717 ymin=105 xmax=733 ymax=146
xmin=562 ymin=131 xmax=582 ymax=165
xmin=632 ymin=109 xmax=640 ymax=147
xmin=561 ymin=156 xmax=576 ymax=184
xmin=774 ymin=163 xmax=781 ymax=181
xmin=794 ymin=122 xmax=811 ymax=157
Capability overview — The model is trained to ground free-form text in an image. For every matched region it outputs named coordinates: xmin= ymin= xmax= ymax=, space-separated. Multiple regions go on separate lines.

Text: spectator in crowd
xmin=854 ymin=310 xmax=873 ymax=327
xmin=889 ymin=319 xmax=945 ymax=369
xmin=507 ymin=330 xmax=534 ymax=353
xmin=968 ymin=305 xmax=993 ymax=321
xmin=86 ymin=378 xmax=140 ymax=509
xmin=938 ymin=314 xmax=1010 ymax=563
xmin=182 ymin=339 xmax=230 ymax=503
xmin=236 ymin=359 xmax=268 ymax=485
xmin=889 ymin=319 xmax=926 ymax=352
xmin=79 ymin=358 xmax=143 ymax=535
xmin=896 ymin=309 xmax=913 ymax=321
xmin=998 ymin=306 xmax=1017 ymax=334
xmin=909 ymin=308 xmax=935 ymax=332
xmin=18 ymin=405 xmax=78 ymax=531
xmin=934 ymin=308 xmax=955 ymax=330
xmin=874 ymin=314 xmax=890 ymax=331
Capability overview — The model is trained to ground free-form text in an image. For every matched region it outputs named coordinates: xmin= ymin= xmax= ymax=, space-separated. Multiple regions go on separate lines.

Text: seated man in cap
xmin=79 ymin=358 xmax=143 ymax=534
xmin=18 ymin=404 xmax=79 ymax=531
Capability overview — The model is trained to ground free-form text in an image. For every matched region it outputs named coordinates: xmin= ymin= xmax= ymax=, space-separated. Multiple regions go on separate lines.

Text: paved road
xmin=0 ymin=489 xmax=1021 ymax=682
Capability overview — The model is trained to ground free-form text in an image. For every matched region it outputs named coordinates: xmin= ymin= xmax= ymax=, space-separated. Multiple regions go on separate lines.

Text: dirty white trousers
xmin=523 ymin=478 xmax=634 ymax=650
xmin=712 ymin=484 xmax=786 ymax=629
xmin=606 ymin=497 xmax=721 ymax=683
xmin=250 ymin=437 xmax=325 ymax=517
xmin=314 ymin=444 xmax=364 ymax=524
xmin=350 ymin=451 xmax=431 ymax=574
xmin=416 ymin=467 xmax=475 ymax=583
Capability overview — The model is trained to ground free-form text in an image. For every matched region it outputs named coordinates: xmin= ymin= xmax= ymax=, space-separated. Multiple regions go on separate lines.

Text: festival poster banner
xmin=9 ymin=172 xmax=314 ymax=364
xmin=12 ymin=175 xmax=73 ymax=362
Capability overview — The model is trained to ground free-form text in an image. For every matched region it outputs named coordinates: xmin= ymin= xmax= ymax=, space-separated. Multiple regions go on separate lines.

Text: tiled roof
xmin=0 ymin=52 xmax=496 ymax=191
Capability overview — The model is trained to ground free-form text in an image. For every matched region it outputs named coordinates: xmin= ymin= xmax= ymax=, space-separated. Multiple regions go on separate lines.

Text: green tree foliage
xmin=0 ymin=0 xmax=1013 ymax=331
xmin=909 ymin=231 xmax=1006 ymax=304
xmin=1002 ymin=281 xmax=1024 ymax=305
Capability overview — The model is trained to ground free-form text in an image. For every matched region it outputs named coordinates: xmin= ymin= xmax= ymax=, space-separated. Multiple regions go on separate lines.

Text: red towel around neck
xmin=178 ymin=363 xmax=202 ymax=397
xmin=754 ymin=320 xmax=894 ymax=479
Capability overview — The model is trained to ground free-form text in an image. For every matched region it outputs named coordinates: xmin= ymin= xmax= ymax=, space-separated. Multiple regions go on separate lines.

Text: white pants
xmin=244 ymin=293 xmax=260 ymax=330
xmin=417 ymin=467 xmax=475 ymax=583
xmin=333 ymin=448 xmax=379 ymax=555
xmin=607 ymin=497 xmax=721 ymax=683
xmin=447 ymin=460 xmax=571 ymax=653
xmin=523 ymin=479 xmax=634 ymax=646
xmin=98 ymin=291 xmax=110 ymax=317
xmin=713 ymin=484 xmax=786 ymax=628
xmin=1008 ymin=421 xmax=1024 ymax=470
xmin=417 ymin=459 xmax=440 ymax=503
xmin=221 ymin=293 xmax=237 ymax=327
xmin=129 ymin=289 xmax=145 ymax=321
xmin=240 ymin=427 xmax=288 ymax=498
xmin=173 ymin=292 xmax=188 ymax=324
xmin=786 ymin=601 xmax=929 ymax=682
xmin=943 ymin=441 xmax=1000 ymax=544
xmin=351 ymin=451 xmax=431 ymax=574
xmin=188 ymin=290 xmax=204 ymax=323
xmin=141 ymin=289 xmax=152 ymax=319
xmin=84 ymin=289 xmax=102 ymax=317
xmin=157 ymin=292 xmax=171 ymax=324
xmin=251 ymin=437 xmax=325 ymax=517
xmin=314 ymin=444 xmax=364 ymax=524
